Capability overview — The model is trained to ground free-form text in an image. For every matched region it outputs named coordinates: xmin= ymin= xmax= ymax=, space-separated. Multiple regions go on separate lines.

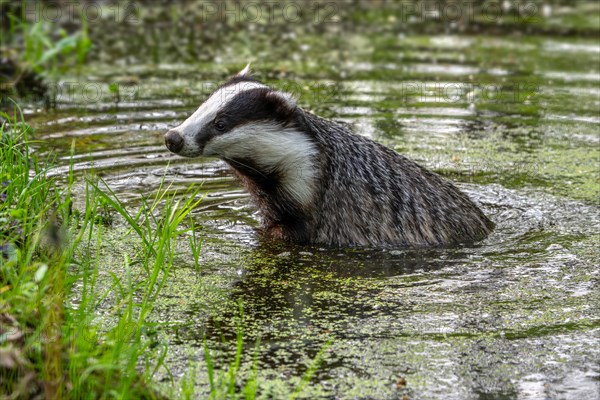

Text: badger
xmin=164 ymin=66 xmax=494 ymax=247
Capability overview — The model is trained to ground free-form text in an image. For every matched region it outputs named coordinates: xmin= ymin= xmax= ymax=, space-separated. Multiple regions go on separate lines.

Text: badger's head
xmin=164 ymin=66 xmax=320 ymax=213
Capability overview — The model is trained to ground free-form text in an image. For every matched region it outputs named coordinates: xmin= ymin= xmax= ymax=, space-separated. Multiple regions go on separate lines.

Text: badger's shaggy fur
xmin=165 ymin=67 xmax=494 ymax=247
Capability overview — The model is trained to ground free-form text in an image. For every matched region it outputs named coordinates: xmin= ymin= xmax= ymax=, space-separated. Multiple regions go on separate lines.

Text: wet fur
xmin=166 ymin=72 xmax=494 ymax=247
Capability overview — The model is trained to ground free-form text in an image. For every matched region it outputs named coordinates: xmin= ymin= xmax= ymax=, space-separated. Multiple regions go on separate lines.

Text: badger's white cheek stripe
xmin=204 ymin=122 xmax=319 ymax=209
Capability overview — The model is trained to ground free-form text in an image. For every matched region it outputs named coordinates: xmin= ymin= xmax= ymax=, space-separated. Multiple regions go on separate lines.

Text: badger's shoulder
xmin=295 ymin=111 xmax=493 ymax=246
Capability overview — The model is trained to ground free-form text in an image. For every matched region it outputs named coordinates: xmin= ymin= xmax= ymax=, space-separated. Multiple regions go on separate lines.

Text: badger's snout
xmin=164 ymin=130 xmax=184 ymax=153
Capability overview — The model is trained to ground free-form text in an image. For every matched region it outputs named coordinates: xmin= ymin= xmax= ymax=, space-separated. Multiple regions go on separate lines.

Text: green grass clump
xmin=0 ymin=107 xmax=199 ymax=399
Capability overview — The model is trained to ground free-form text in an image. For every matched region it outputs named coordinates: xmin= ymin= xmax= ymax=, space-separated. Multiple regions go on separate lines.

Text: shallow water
xmin=18 ymin=2 xmax=600 ymax=398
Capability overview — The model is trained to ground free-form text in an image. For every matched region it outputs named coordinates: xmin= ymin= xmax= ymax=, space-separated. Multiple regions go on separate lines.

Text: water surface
xmin=21 ymin=3 xmax=600 ymax=398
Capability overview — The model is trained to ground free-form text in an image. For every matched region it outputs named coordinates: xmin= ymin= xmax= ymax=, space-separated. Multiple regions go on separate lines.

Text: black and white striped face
xmin=165 ymin=66 xmax=298 ymax=158
xmin=164 ymin=67 xmax=320 ymax=209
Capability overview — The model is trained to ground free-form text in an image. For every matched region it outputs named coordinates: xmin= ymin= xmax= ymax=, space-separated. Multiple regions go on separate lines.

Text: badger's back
xmin=289 ymin=111 xmax=494 ymax=247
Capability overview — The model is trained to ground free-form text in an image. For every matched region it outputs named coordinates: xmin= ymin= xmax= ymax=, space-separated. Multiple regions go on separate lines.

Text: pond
xmin=21 ymin=2 xmax=600 ymax=399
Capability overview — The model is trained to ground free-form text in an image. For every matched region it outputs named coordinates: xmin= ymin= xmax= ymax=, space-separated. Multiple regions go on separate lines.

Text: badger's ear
xmin=235 ymin=63 xmax=252 ymax=77
xmin=264 ymin=90 xmax=297 ymax=119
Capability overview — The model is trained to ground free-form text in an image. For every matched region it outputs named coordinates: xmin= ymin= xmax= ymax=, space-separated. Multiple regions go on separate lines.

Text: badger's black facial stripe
xmin=194 ymin=123 xmax=218 ymax=150
xmin=215 ymin=88 xmax=296 ymax=133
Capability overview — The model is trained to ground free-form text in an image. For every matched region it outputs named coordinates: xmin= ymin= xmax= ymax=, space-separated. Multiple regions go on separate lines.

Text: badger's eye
xmin=214 ymin=120 xmax=226 ymax=132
